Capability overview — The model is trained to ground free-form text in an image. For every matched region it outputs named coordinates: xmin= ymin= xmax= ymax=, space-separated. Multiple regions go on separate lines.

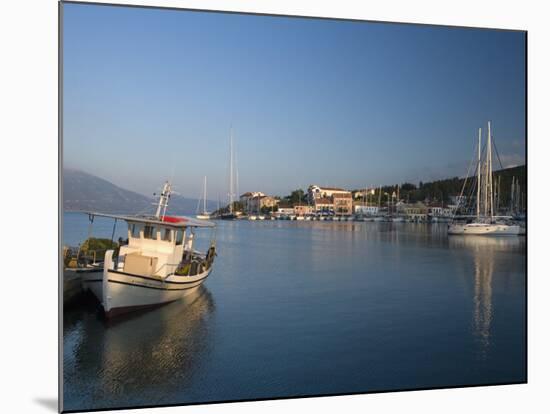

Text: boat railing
xmin=153 ymin=262 xmax=180 ymax=277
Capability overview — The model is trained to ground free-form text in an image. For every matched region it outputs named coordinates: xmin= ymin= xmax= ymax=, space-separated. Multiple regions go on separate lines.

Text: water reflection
xmin=63 ymin=216 xmax=526 ymax=410
xmin=449 ymin=236 xmax=523 ymax=358
xmin=63 ymin=286 xmax=215 ymax=409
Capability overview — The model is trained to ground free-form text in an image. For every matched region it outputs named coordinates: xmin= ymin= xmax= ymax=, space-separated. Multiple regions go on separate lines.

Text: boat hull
xmin=220 ymin=213 xmax=237 ymax=220
xmin=82 ymin=253 xmax=212 ymax=317
xmin=448 ymin=223 xmax=521 ymax=236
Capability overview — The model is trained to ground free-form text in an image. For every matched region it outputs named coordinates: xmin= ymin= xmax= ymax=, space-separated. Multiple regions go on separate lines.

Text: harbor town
xmin=210 ymin=176 xmax=525 ymax=224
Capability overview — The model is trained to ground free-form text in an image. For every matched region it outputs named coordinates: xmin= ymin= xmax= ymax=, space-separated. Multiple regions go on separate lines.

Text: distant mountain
xmin=63 ymin=169 xmax=216 ymax=215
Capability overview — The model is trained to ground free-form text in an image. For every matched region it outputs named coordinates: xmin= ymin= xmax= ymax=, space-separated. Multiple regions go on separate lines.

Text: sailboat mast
xmin=477 ymin=127 xmax=481 ymax=219
xmin=510 ymin=176 xmax=515 ymax=214
xmin=203 ymin=176 xmax=207 ymax=213
xmin=229 ymin=128 xmax=234 ymax=214
xmin=483 ymin=124 xmax=489 ymax=217
xmin=487 ymin=121 xmax=493 ymax=219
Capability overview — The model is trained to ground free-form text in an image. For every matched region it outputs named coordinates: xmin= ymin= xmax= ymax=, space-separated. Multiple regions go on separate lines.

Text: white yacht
xmin=81 ymin=182 xmax=217 ymax=317
xmin=448 ymin=122 xmax=521 ymax=236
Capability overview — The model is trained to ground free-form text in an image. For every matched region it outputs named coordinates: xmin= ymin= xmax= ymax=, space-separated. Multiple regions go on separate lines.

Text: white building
xmin=240 ymin=192 xmax=266 ymax=213
xmin=355 ymin=205 xmax=380 ymax=215
xmin=308 ymin=185 xmax=351 ymax=204
xmin=275 ymin=207 xmax=295 ymax=218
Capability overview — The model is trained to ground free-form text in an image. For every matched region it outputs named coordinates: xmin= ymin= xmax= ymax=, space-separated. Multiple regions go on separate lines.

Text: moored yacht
xmin=448 ymin=122 xmax=521 ymax=236
xmin=81 ymin=181 xmax=217 ymax=317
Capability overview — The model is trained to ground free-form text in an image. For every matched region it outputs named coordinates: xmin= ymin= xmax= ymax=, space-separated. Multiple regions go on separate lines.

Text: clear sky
xmin=63 ymin=2 xmax=525 ymax=199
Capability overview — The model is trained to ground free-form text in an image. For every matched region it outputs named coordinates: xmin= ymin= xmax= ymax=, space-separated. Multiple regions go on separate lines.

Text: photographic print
xmin=60 ymin=1 xmax=526 ymax=412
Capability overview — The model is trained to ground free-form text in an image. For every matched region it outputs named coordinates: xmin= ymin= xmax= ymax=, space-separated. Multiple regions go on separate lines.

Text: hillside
xmin=372 ymin=165 xmax=526 ymax=206
xmin=63 ymin=169 xmax=215 ymax=215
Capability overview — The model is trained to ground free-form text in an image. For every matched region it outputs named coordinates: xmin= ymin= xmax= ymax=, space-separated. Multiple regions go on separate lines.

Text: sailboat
xmin=196 ymin=176 xmax=211 ymax=220
xmin=448 ymin=122 xmax=521 ymax=236
xmin=221 ymin=127 xmax=237 ymax=220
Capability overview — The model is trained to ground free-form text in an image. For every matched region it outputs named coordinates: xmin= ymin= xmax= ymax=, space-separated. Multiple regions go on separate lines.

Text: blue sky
xmin=63 ymin=3 xmax=525 ymax=199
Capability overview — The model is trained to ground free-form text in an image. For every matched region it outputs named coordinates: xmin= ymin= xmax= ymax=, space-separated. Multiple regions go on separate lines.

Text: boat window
xmin=162 ymin=228 xmax=172 ymax=242
xmin=175 ymin=229 xmax=184 ymax=245
xmin=144 ymin=225 xmax=157 ymax=240
xmin=131 ymin=224 xmax=141 ymax=238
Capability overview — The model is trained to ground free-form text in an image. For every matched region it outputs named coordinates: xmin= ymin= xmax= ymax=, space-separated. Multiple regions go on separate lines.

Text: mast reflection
xmin=449 ymin=236 xmax=521 ymax=358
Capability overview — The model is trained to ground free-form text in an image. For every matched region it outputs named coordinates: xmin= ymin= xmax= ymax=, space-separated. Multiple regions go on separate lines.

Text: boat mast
xmin=477 ymin=127 xmax=481 ymax=219
xmin=483 ymin=124 xmax=489 ymax=217
xmin=229 ymin=127 xmax=234 ymax=214
xmin=155 ymin=181 xmax=172 ymax=219
xmin=510 ymin=177 xmax=515 ymax=215
xmin=488 ymin=121 xmax=494 ymax=219
xmin=203 ymin=176 xmax=207 ymax=214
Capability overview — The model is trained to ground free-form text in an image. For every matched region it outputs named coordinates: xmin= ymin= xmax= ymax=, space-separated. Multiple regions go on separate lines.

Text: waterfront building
xmin=240 ymin=192 xmax=278 ymax=214
xmin=294 ymin=205 xmax=314 ymax=216
xmin=355 ymin=205 xmax=380 ymax=215
xmin=307 ymin=185 xmax=351 ymax=204
xmin=399 ymin=202 xmax=428 ymax=221
xmin=428 ymin=204 xmax=454 ymax=219
xmin=353 ymin=188 xmax=376 ymax=200
xmin=275 ymin=207 xmax=295 ymax=218
xmin=247 ymin=195 xmax=278 ymax=214
xmin=239 ymin=191 xmax=265 ymax=209
xmin=313 ymin=197 xmax=334 ymax=214
xmin=333 ymin=193 xmax=353 ymax=215
xmin=449 ymin=195 xmax=466 ymax=207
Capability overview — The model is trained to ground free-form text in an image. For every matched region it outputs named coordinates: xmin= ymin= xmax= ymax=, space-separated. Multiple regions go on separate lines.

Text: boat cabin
xmin=89 ymin=213 xmax=215 ymax=279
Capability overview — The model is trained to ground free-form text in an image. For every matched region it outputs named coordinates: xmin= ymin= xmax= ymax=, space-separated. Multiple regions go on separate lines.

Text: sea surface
xmin=62 ymin=212 xmax=526 ymax=411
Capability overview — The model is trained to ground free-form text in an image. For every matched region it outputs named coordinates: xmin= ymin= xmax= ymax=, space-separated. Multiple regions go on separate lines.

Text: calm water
xmin=63 ymin=212 xmax=526 ymax=411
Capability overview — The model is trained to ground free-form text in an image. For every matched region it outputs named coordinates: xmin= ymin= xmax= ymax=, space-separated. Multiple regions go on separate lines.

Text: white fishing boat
xmin=81 ymin=181 xmax=217 ymax=317
xmin=448 ymin=122 xmax=521 ymax=236
xmin=196 ymin=176 xmax=212 ymax=220
xmin=248 ymin=215 xmax=257 ymax=221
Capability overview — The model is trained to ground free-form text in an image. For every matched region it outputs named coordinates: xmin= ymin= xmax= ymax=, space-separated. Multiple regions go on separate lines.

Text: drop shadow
xmin=34 ymin=397 xmax=58 ymax=412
